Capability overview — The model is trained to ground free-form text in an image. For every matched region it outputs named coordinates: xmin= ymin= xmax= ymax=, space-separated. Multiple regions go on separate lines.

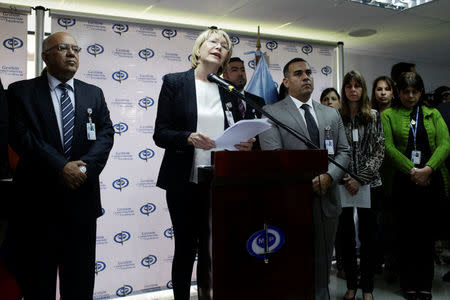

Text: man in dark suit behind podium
xmin=222 ymin=57 xmax=266 ymax=119
xmin=259 ymin=58 xmax=350 ymax=300
xmin=5 ymin=32 xmax=114 ymax=299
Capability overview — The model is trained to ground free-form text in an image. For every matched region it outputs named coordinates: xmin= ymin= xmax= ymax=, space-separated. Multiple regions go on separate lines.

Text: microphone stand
xmin=218 ymin=84 xmax=364 ymax=184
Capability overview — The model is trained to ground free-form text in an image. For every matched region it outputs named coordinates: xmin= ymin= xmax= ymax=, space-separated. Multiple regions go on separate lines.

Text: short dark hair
xmin=320 ymin=87 xmax=340 ymax=102
xmin=229 ymin=57 xmax=244 ymax=64
xmin=433 ymin=85 xmax=450 ymax=106
xmin=391 ymin=62 xmax=415 ymax=84
xmin=283 ymin=58 xmax=308 ymax=78
xmin=392 ymin=72 xmax=426 ymax=108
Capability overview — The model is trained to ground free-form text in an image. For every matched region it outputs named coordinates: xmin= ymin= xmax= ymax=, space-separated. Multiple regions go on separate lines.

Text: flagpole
xmin=255 ymin=26 xmax=261 ymax=65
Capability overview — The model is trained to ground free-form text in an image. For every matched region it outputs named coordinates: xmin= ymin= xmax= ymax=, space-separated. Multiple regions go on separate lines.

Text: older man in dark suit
xmin=5 ymin=32 xmax=114 ymax=299
xmin=259 ymin=58 xmax=350 ymax=300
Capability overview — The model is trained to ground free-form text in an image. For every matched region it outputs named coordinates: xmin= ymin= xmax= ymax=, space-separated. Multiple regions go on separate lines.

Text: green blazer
xmin=381 ymin=105 xmax=450 ymax=196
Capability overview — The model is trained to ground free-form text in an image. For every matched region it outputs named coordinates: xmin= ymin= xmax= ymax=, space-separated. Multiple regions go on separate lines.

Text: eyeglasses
xmin=206 ymin=39 xmax=229 ymax=51
xmin=46 ymin=43 xmax=82 ymax=54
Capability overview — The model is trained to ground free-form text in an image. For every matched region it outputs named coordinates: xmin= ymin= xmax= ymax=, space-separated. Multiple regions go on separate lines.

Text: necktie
xmin=58 ymin=83 xmax=75 ymax=158
xmin=238 ymin=98 xmax=246 ymax=118
xmin=301 ymin=104 xmax=319 ymax=148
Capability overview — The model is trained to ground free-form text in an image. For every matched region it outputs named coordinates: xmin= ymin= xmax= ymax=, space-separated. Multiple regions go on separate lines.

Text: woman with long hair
xmin=338 ymin=70 xmax=385 ymax=300
xmin=381 ymin=72 xmax=449 ymax=300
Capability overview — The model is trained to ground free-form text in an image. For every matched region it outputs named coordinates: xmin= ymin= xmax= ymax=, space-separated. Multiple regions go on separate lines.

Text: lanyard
xmin=410 ymin=106 xmax=420 ymax=150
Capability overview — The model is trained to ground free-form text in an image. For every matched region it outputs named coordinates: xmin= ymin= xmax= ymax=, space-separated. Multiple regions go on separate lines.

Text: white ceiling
xmin=3 ymin=0 xmax=450 ymax=66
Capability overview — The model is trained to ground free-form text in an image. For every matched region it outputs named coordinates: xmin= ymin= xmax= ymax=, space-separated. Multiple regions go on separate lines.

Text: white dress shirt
xmin=290 ymin=95 xmax=319 ymax=127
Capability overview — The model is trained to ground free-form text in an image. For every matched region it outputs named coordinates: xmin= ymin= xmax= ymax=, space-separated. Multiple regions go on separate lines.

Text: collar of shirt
xmin=290 ymin=95 xmax=313 ymax=109
xmin=47 ymin=72 xmax=75 ymax=93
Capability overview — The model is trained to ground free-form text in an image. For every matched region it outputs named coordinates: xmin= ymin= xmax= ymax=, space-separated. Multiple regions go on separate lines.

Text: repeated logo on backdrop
xmin=140 ymin=203 xmax=156 ymax=216
xmin=162 ymin=29 xmax=177 ymax=40
xmin=164 ymin=227 xmax=174 ymax=239
xmin=87 ymin=44 xmax=104 ymax=57
xmin=321 ymin=66 xmax=332 ymax=76
xmin=112 ymin=70 xmax=128 ymax=83
xmin=138 ymin=148 xmax=155 ymax=161
xmin=95 ymin=261 xmax=106 ymax=275
xmin=112 ymin=177 xmax=129 ymax=191
xmin=141 ymin=255 xmax=157 ymax=268
xmin=116 ymin=285 xmax=133 ymax=297
xmin=302 ymin=44 xmax=313 ymax=55
xmin=112 ymin=24 xmax=129 ymax=35
xmin=230 ymin=36 xmax=240 ymax=45
xmin=248 ymin=59 xmax=256 ymax=70
xmin=114 ymin=231 xmax=131 ymax=245
xmin=266 ymin=41 xmax=278 ymax=51
xmin=57 ymin=18 xmax=76 ymax=29
xmin=138 ymin=48 xmax=155 ymax=61
xmin=3 ymin=37 xmax=23 ymax=52
xmin=138 ymin=97 xmax=154 ymax=109
xmin=113 ymin=122 xmax=128 ymax=135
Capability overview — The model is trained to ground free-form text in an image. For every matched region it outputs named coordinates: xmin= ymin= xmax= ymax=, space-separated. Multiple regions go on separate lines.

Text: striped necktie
xmin=301 ymin=103 xmax=319 ymax=148
xmin=58 ymin=83 xmax=75 ymax=158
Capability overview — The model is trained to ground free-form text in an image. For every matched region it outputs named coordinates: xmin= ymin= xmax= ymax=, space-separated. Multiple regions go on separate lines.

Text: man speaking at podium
xmin=259 ymin=58 xmax=350 ymax=300
xmin=5 ymin=32 xmax=114 ymax=299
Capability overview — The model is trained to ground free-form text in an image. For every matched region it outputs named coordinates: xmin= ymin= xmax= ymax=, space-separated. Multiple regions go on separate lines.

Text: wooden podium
xmin=200 ymin=150 xmax=328 ymax=300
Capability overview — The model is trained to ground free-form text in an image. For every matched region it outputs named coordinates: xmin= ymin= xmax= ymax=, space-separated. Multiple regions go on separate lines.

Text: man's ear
xmin=282 ymin=77 xmax=289 ymax=88
xmin=41 ymin=51 xmax=48 ymax=65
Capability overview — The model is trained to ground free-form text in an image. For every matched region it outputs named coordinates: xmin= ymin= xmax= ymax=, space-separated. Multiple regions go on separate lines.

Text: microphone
xmin=207 ymin=73 xmax=236 ymax=92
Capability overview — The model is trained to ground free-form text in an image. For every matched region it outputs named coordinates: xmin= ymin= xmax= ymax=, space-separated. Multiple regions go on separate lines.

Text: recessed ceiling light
xmin=348 ymin=29 xmax=377 ymax=37
xmin=349 ymin=0 xmax=436 ymax=11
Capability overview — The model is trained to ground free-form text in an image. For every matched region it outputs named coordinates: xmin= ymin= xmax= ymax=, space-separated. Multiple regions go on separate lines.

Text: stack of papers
xmin=215 ymin=119 xmax=272 ymax=150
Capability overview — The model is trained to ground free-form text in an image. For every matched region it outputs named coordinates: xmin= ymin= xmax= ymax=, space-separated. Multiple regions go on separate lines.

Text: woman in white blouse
xmin=153 ymin=27 xmax=253 ymax=300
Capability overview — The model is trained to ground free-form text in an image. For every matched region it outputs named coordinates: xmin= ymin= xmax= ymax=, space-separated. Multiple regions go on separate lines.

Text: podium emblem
xmin=246 ymin=225 xmax=285 ymax=259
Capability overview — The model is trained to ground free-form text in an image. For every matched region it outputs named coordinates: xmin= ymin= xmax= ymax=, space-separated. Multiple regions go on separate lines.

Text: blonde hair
xmin=189 ymin=28 xmax=232 ymax=75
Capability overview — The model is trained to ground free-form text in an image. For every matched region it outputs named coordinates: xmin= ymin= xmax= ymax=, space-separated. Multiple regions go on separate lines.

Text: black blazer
xmin=0 ymin=79 xmax=7 ymax=178
xmin=7 ymin=75 xmax=114 ymax=219
xmin=154 ymin=69 xmax=243 ymax=190
xmin=243 ymin=91 xmax=265 ymax=119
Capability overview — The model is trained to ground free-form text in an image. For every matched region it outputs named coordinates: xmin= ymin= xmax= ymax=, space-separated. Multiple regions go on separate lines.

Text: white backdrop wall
xmin=50 ymin=14 xmax=337 ymax=299
xmin=344 ymin=51 xmax=450 ymax=96
xmin=0 ymin=10 xmax=27 ymax=87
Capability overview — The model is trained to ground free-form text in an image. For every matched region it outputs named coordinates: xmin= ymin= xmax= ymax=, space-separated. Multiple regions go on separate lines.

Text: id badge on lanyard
xmin=225 ymin=102 xmax=235 ymax=127
xmin=410 ymin=106 xmax=421 ymax=165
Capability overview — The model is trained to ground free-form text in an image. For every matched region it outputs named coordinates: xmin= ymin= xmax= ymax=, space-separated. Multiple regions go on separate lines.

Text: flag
xmin=245 ymin=51 xmax=279 ymax=104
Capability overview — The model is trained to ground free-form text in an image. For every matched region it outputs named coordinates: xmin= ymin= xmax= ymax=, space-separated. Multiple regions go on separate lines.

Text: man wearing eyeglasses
xmin=4 ymin=32 xmax=114 ymax=299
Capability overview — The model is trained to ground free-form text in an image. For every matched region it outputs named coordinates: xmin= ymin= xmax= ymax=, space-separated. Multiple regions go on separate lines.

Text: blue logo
xmin=140 ymin=203 xmax=156 ymax=216
xmin=113 ymin=122 xmax=128 ymax=135
xmin=3 ymin=37 xmax=23 ymax=52
xmin=141 ymin=255 xmax=157 ymax=268
xmin=302 ymin=44 xmax=313 ymax=55
xmin=57 ymin=18 xmax=76 ymax=29
xmin=138 ymin=48 xmax=155 ymax=61
xmin=266 ymin=41 xmax=278 ymax=51
xmin=230 ymin=36 xmax=240 ymax=45
xmin=274 ymin=81 xmax=279 ymax=88
xmin=138 ymin=97 xmax=154 ymax=110
xmin=164 ymin=227 xmax=174 ymax=239
xmin=95 ymin=261 xmax=106 ymax=275
xmin=138 ymin=148 xmax=155 ymax=161
xmin=248 ymin=59 xmax=256 ymax=70
xmin=166 ymin=280 xmax=173 ymax=289
xmin=116 ymin=285 xmax=133 ymax=297
xmin=162 ymin=29 xmax=177 ymax=39
xmin=87 ymin=44 xmax=104 ymax=57
xmin=246 ymin=225 xmax=285 ymax=258
xmin=112 ymin=70 xmax=128 ymax=83
xmin=101 ymin=208 xmax=105 ymax=215
xmin=113 ymin=231 xmax=131 ymax=245
xmin=112 ymin=177 xmax=129 ymax=191
xmin=112 ymin=24 xmax=129 ymax=35
xmin=188 ymin=54 xmax=192 ymax=62
xmin=321 ymin=66 xmax=332 ymax=76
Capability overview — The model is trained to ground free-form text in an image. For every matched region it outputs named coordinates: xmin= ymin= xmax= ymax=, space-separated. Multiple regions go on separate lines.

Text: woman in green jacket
xmin=381 ymin=72 xmax=449 ymax=300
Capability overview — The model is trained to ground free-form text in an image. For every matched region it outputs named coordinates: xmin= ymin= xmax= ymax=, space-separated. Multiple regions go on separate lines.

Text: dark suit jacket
xmin=0 ymin=80 xmax=7 ymax=178
xmin=243 ymin=91 xmax=265 ymax=119
xmin=7 ymin=75 xmax=114 ymax=219
xmin=153 ymin=69 xmax=243 ymax=190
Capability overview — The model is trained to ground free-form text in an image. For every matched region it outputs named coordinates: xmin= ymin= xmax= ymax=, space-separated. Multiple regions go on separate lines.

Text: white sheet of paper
xmin=337 ymin=184 xmax=371 ymax=208
xmin=214 ymin=119 xmax=272 ymax=150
